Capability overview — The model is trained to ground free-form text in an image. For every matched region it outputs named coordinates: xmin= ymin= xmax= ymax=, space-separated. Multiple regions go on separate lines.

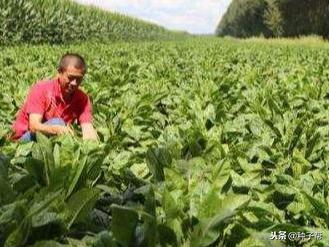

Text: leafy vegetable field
xmin=1 ymin=38 xmax=329 ymax=246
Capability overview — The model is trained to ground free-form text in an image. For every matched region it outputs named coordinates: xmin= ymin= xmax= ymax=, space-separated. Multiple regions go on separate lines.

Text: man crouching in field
xmin=11 ymin=53 xmax=98 ymax=142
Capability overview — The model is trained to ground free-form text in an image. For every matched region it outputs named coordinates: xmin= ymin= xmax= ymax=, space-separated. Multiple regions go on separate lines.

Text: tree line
xmin=216 ymin=0 xmax=329 ymax=38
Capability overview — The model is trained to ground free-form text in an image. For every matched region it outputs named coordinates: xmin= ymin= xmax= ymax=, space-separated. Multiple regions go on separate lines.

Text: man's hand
xmin=51 ymin=125 xmax=74 ymax=135
xmin=29 ymin=113 xmax=74 ymax=136
xmin=81 ymin=123 xmax=98 ymax=141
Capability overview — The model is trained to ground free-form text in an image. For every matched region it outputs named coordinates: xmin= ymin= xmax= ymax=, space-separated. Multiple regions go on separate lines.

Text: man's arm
xmin=78 ymin=94 xmax=98 ymax=141
xmin=81 ymin=122 xmax=98 ymax=141
xmin=29 ymin=113 xmax=73 ymax=135
xmin=24 ymin=83 xmax=72 ymax=136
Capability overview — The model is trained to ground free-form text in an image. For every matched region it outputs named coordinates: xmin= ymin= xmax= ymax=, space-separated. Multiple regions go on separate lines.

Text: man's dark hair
xmin=58 ymin=53 xmax=87 ymax=74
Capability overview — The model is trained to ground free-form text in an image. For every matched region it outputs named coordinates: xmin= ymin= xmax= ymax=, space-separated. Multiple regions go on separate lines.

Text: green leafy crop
xmin=1 ymin=38 xmax=329 ymax=246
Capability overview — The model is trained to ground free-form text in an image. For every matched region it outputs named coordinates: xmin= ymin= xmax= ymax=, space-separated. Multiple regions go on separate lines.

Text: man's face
xmin=59 ymin=65 xmax=85 ymax=97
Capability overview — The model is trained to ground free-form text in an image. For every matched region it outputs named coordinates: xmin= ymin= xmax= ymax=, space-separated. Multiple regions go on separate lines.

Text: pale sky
xmin=74 ymin=0 xmax=232 ymax=34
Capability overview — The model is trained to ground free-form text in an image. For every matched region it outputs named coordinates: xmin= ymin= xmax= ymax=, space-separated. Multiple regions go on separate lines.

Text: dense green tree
xmin=264 ymin=0 xmax=283 ymax=37
xmin=216 ymin=0 xmax=329 ymax=38
xmin=216 ymin=0 xmax=269 ymax=38
xmin=277 ymin=0 xmax=329 ymax=37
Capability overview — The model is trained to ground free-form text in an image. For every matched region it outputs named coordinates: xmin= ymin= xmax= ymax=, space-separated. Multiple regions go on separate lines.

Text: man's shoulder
xmin=72 ymin=89 xmax=91 ymax=111
xmin=75 ymin=88 xmax=89 ymax=101
xmin=31 ymin=79 xmax=55 ymax=91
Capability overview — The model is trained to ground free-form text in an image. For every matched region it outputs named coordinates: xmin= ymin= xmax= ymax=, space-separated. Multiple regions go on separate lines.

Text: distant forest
xmin=216 ymin=0 xmax=329 ymax=38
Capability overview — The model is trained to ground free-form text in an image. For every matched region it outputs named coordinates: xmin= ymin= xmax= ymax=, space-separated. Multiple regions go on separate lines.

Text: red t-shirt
xmin=12 ymin=78 xmax=93 ymax=139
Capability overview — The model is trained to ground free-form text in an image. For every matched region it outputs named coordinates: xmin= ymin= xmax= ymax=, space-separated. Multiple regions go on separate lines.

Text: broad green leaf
xmin=191 ymin=193 xmax=250 ymax=246
xmin=28 ymin=190 xmax=62 ymax=218
xmin=237 ymin=232 xmax=284 ymax=247
xmin=14 ymin=142 xmax=33 ymax=157
xmin=4 ymin=218 xmax=31 ymax=247
xmin=66 ymin=149 xmax=88 ymax=199
xmin=0 ymin=176 xmax=15 ymax=206
xmin=302 ymin=191 xmax=329 ymax=222
xmin=130 ymin=162 xmax=149 ymax=179
xmin=31 ymin=240 xmax=67 ymax=247
xmin=146 ymin=147 xmax=172 ymax=182
xmin=34 ymin=132 xmax=54 ymax=186
xmin=157 ymin=224 xmax=178 ymax=247
xmin=110 ymin=204 xmax=139 ymax=247
xmin=89 ymin=231 xmax=115 ymax=247
xmin=31 ymin=212 xmax=61 ymax=228
xmin=53 ymin=144 xmax=61 ymax=168
xmin=135 ymin=186 xmax=157 ymax=246
xmin=64 ymin=188 xmax=100 ymax=228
